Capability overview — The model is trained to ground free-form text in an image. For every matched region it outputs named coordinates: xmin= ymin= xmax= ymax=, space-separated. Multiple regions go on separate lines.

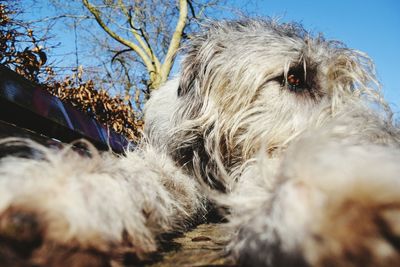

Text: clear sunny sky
xmin=23 ymin=0 xmax=400 ymax=114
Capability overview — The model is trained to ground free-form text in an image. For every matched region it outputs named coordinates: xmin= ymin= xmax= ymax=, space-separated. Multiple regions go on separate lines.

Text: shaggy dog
xmin=0 ymin=19 xmax=400 ymax=267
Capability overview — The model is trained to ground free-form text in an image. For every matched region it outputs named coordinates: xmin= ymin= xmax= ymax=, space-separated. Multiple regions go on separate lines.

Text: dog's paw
xmin=0 ymin=146 xmax=156 ymax=266
xmin=303 ymin=199 xmax=400 ymax=267
xmin=0 ymin=194 xmax=154 ymax=267
xmin=0 ymin=206 xmax=114 ymax=267
xmin=231 ymin=141 xmax=400 ymax=267
xmin=233 ymin=180 xmax=400 ymax=267
xmin=0 ymin=140 xmax=202 ymax=266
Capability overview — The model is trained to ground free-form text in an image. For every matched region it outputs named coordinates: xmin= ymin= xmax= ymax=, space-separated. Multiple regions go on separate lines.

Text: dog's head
xmin=146 ymin=19 xmax=386 ymax=191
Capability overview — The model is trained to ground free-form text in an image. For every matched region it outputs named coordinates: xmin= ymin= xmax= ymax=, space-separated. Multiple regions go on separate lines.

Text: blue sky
xmin=23 ymin=1 xmax=400 ymax=113
xmin=232 ymin=0 xmax=400 ymax=113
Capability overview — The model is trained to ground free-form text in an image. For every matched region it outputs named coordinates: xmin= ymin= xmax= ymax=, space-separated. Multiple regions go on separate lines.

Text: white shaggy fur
xmin=0 ymin=139 xmax=205 ymax=264
xmin=1 ymin=19 xmax=400 ymax=267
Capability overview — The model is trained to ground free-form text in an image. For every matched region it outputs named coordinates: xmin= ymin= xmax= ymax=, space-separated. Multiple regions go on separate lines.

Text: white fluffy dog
xmin=0 ymin=19 xmax=400 ymax=267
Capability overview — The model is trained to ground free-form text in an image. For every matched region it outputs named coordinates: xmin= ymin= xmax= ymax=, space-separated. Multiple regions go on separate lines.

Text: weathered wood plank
xmin=145 ymin=223 xmax=236 ymax=267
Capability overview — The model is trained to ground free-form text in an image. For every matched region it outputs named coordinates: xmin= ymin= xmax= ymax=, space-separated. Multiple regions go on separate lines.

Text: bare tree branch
xmin=111 ymin=48 xmax=133 ymax=63
xmin=34 ymin=0 xmax=228 ymax=112
xmin=82 ymin=0 xmax=156 ymax=76
xmin=117 ymin=0 xmax=160 ymax=69
xmin=159 ymin=0 xmax=188 ymax=86
xmin=26 ymin=14 xmax=90 ymax=24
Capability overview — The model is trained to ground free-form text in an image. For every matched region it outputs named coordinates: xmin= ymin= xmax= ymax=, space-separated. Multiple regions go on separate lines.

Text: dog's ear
xmin=178 ymin=30 xmax=226 ymax=97
xmin=177 ymin=51 xmax=199 ymax=97
xmin=177 ymin=38 xmax=205 ymax=97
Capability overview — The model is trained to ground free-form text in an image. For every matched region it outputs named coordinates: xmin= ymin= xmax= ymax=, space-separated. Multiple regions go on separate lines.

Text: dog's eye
xmin=287 ymin=74 xmax=301 ymax=88
xmin=285 ymin=68 xmax=307 ymax=92
xmin=273 ymin=66 xmax=317 ymax=96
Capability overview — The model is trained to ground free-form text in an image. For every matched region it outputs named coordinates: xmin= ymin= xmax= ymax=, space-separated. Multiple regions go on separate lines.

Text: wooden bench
xmin=0 ymin=65 xmax=128 ymax=153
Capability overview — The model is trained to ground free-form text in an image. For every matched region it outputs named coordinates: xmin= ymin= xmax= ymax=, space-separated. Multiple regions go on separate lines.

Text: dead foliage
xmin=44 ymin=67 xmax=143 ymax=142
xmin=0 ymin=2 xmax=47 ymax=82
xmin=0 ymin=2 xmax=143 ymax=142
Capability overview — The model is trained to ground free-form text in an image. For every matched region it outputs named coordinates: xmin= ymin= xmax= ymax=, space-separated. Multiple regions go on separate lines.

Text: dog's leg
xmin=229 ymin=125 xmax=400 ymax=267
xmin=0 ymin=139 xmax=204 ymax=266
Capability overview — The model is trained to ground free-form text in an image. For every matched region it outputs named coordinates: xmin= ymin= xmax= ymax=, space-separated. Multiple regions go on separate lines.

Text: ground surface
xmin=144 ymin=223 xmax=236 ymax=267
